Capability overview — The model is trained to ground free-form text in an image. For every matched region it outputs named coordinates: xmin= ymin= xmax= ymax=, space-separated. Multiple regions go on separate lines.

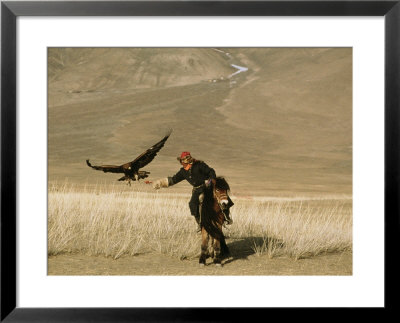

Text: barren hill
xmin=48 ymin=47 xmax=352 ymax=196
xmin=48 ymin=48 xmax=236 ymax=107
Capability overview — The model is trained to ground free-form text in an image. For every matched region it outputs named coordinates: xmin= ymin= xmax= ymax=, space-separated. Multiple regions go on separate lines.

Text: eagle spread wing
xmin=86 ymin=130 xmax=172 ymax=176
xmin=86 ymin=160 xmax=124 ymax=173
xmin=122 ymin=130 xmax=172 ymax=170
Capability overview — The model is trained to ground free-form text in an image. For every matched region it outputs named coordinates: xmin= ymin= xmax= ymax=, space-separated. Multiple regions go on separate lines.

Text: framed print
xmin=1 ymin=0 xmax=399 ymax=321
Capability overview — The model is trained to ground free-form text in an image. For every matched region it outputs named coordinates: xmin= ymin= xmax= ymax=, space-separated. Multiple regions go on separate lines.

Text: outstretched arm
xmin=153 ymin=178 xmax=169 ymax=189
xmin=168 ymin=169 xmax=185 ymax=186
xmin=153 ymin=169 xmax=185 ymax=189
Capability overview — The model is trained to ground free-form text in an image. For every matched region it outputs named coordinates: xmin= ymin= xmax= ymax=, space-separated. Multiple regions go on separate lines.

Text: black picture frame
xmin=1 ymin=1 xmax=399 ymax=321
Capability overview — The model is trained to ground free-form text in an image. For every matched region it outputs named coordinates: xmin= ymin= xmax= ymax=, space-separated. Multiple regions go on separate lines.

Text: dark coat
xmin=168 ymin=161 xmax=216 ymax=188
xmin=167 ymin=161 xmax=234 ymax=219
xmin=167 ymin=161 xmax=216 ymax=217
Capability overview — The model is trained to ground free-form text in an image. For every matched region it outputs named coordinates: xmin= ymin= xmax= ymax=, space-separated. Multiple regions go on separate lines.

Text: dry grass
xmin=48 ymin=184 xmax=352 ymax=260
xmin=241 ymin=199 xmax=353 ymax=259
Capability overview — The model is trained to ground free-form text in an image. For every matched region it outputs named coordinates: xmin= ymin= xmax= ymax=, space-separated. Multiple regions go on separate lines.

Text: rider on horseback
xmin=153 ymin=152 xmax=234 ymax=232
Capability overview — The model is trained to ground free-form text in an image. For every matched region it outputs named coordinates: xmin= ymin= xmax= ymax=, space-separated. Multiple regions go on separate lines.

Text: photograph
xmin=47 ymin=47 xmax=353 ymax=276
xmin=3 ymin=0 xmax=398 ymax=318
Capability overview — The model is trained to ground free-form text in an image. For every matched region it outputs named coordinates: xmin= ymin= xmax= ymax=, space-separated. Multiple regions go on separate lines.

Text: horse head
xmin=213 ymin=177 xmax=230 ymax=211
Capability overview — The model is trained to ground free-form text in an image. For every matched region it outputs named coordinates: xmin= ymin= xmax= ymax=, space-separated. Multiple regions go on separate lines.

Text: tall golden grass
xmin=48 ymin=184 xmax=352 ymax=260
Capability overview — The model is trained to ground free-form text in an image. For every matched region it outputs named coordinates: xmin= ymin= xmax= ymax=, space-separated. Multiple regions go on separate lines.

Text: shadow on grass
xmin=223 ymin=236 xmax=284 ymax=265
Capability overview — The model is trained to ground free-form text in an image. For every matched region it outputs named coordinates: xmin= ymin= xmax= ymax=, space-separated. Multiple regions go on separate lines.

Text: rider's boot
xmin=196 ymin=194 xmax=204 ymax=233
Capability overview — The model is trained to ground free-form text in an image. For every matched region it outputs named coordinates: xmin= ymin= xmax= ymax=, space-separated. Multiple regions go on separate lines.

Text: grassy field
xmin=48 ymin=184 xmax=352 ymax=262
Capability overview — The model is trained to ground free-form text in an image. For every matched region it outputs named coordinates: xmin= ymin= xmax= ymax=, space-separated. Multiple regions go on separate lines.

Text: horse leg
xmin=199 ymin=228 xmax=209 ymax=266
xmin=213 ymin=237 xmax=222 ymax=266
xmin=212 ymin=220 xmax=225 ymax=266
xmin=210 ymin=237 xmax=215 ymax=259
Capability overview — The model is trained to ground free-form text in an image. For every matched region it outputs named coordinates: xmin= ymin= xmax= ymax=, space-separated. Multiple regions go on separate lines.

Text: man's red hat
xmin=180 ymin=151 xmax=191 ymax=159
xmin=177 ymin=151 xmax=193 ymax=163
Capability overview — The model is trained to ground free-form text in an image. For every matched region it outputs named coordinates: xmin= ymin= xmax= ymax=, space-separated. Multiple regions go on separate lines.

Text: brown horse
xmin=198 ymin=177 xmax=231 ymax=267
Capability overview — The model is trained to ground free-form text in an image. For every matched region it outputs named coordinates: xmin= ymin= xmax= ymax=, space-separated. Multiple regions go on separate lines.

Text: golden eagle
xmin=86 ymin=131 xmax=172 ymax=185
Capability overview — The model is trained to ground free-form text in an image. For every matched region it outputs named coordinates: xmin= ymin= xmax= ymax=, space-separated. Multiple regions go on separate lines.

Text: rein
xmin=213 ymin=186 xmax=230 ymax=223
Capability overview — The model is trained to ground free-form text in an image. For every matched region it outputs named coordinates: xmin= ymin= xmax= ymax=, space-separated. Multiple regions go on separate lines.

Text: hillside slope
xmin=48 ymin=47 xmax=352 ymax=196
xmin=48 ymin=48 xmax=236 ymax=107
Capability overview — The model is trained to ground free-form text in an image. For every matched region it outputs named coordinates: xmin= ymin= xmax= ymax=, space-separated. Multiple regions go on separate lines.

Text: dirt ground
xmin=48 ymin=246 xmax=352 ymax=276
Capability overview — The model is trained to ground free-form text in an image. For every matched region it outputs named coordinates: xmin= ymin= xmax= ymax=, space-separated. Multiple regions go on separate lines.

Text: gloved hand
xmin=153 ymin=178 xmax=169 ymax=189
xmin=205 ymin=179 xmax=212 ymax=188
